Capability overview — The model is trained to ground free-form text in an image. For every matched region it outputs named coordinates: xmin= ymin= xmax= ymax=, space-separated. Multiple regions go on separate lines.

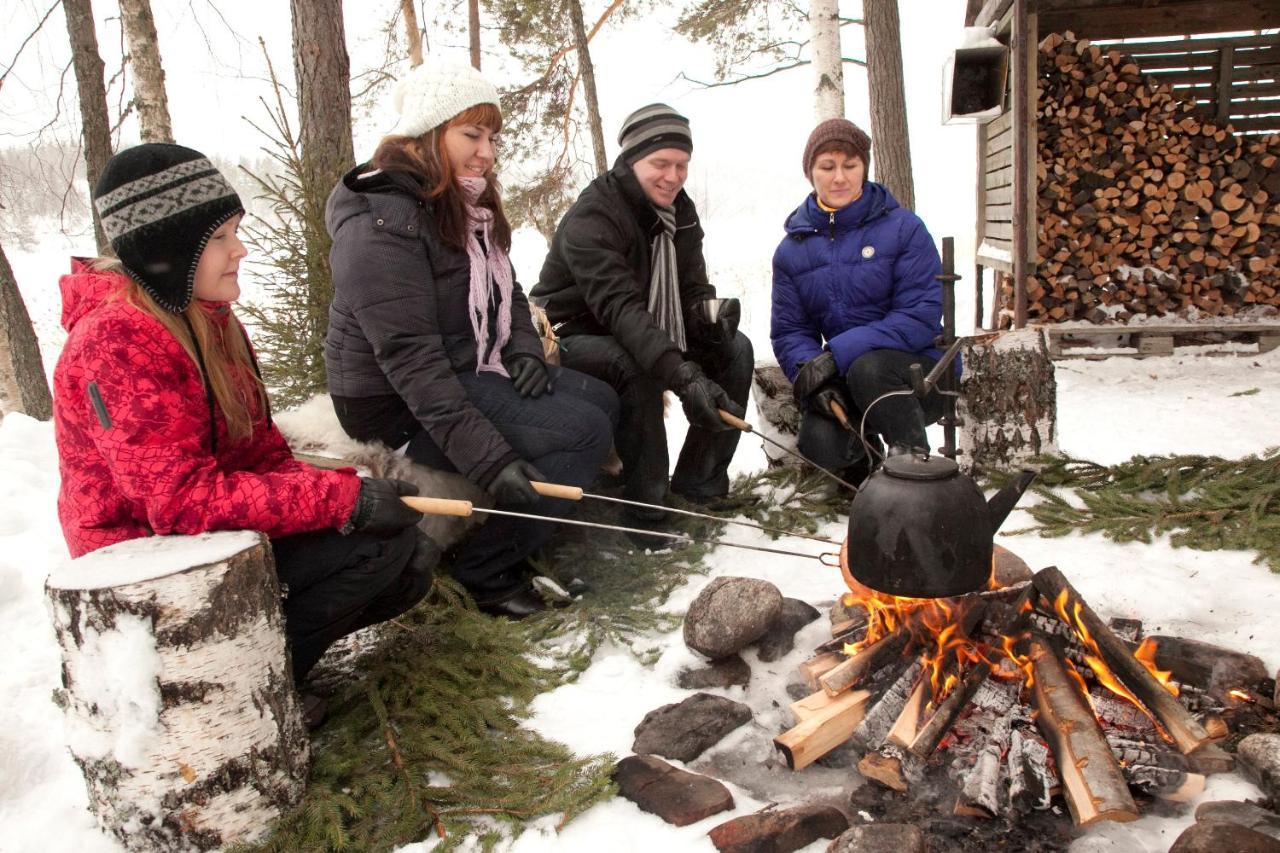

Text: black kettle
xmin=845 ymin=453 xmax=1037 ymax=598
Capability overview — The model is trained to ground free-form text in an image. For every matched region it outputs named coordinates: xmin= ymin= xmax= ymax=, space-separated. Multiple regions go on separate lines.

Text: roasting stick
xmin=717 ymin=410 xmax=860 ymax=492
xmin=398 ymin=495 xmax=839 ymax=563
xmin=523 ymin=481 xmax=842 ymax=545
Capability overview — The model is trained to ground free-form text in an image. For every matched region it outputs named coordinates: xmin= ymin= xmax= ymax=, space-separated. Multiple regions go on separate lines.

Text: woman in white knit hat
xmin=324 ymin=59 xmax=619 ymax=618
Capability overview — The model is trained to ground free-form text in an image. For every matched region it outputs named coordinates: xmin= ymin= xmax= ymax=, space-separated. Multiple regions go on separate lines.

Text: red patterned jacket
xmin=53 ymin=260 xmax=361 ymax=557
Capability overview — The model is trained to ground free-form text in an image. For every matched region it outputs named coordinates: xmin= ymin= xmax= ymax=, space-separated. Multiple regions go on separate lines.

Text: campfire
xmin=774 ymin=555 xmax=1238 ymax=827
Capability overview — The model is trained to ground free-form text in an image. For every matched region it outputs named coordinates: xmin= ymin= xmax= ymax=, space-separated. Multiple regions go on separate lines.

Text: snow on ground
xmin=2 ymin=346 xmax=1277 ymax=852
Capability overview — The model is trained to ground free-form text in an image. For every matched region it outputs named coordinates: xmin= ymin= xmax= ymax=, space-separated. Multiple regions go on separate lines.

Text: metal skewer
xmin=717 ymin=409 xmax=859 ymax=492
xmin=400 ymin=495 xmax=841 ymax=566
xmin=526 ymin=481 xmax=841 ymax=546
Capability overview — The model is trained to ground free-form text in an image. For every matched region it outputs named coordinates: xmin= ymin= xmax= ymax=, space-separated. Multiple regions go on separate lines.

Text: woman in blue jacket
xmin=771 ymin=118 xmax=944 ymax=481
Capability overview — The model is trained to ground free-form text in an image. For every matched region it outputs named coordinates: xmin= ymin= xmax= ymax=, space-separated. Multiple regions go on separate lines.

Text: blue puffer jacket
xmin=770 ymin=181 xmax=943 ymax=380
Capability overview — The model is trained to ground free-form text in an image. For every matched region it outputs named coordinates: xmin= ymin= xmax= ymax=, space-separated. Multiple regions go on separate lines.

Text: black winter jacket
xmin=532 ymin=160 xmax=716 ymax=386
xmin=324 ymin=166 xmax=543 ymax=487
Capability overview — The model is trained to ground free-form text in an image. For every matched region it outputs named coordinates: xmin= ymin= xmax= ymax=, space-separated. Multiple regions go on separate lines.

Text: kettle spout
xmin=986 ymin=468 xmax=1038 ymax=531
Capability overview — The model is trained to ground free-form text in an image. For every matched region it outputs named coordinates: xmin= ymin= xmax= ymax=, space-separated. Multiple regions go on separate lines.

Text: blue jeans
xmin=404 ymin=365 xmax=618 ymax=591
xmin=797 ymin=348 xmax=944 ymax=471
xmin=558 ymin=331 xmax=754 ymax=506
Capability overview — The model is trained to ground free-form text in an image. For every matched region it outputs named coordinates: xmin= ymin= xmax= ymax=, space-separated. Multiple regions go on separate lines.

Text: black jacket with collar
xmin=531 ymin=159 xmax=716 ymax=386
xmin=324 ymin=165 xmax=543 ymax=487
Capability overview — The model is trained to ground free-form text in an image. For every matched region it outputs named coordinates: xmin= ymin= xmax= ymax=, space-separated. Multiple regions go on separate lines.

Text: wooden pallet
xmin=1044 ymin=323 xmax=1280 ymax=359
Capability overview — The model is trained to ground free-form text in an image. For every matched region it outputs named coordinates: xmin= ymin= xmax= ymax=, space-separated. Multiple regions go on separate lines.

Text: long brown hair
xmin=369 ymin=102 xmax=512 ymax=253
xmin=93 ymin=258 xmax=267 ymax=445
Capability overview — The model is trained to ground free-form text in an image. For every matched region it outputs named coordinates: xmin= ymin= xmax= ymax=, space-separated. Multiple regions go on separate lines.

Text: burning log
xmin=1028 ymin=634 xmax=1139 ymax=826
xmin=907 ymin=585 xmax=1036 ymax=759
xmin=1106 ymin=735 xmax=1206 ymax=802
xmin=859 ymin=743 xmax=922 ymax=793
xmin=955 ymin=710 xmax=1014 ymax=817
xmin=1033 ymin=567 xmax=1215 ymax=756
xmin=820 ymin=631 xmax=911 ymax=697
xmin=774 ymin=688 xmax=872 ymax=771
xmin=853 ymin=660 xmax=922 ymax=750
xmin=1007 ymin=715 xmax=1055 ymax=813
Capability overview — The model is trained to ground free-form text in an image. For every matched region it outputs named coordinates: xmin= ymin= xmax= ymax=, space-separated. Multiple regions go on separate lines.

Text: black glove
xmin=792 ymin=352 xmax=838 ymax=403
xmin=688 ymin=298 xmax=741 ymax=347
xmin=505 ymin=354 xmax=552 ymax=398
xmin=487 ymin=458 xmax=546 ymax=506
xmin=669 ymin=360 xmax=743 ymax=432
xmin=343 ymin=477 xmax=424 ymax=535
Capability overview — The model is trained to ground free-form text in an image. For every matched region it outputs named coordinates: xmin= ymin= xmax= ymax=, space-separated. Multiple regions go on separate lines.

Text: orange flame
xmin=1229 ymin=688 xmax=1252 ymax=702
xmin=1134 ymin=637 xmax=1180 ymax=697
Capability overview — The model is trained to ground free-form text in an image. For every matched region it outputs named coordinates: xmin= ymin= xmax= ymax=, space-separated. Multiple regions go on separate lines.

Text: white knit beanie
xmin=390 ymin=59 xmax=502 ymax=138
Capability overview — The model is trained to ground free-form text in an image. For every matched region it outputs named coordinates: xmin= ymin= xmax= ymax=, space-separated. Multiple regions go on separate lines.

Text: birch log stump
xmin=958 ymin=328 xmax=1059 ymax=475
xmin=45 ymin=531 xmax=308 ymax=851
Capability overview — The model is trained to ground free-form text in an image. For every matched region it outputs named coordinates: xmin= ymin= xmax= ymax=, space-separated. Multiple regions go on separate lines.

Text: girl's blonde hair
xmin=93 ymin=257 xmax=267 ymax=445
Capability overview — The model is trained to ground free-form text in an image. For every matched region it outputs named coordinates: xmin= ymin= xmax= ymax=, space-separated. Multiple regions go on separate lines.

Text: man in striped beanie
xmin=533 ymin=104 xmax=753 ymax=545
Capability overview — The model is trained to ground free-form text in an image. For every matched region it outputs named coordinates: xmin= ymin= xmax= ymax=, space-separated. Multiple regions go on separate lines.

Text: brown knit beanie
xmin=802 ymin=118 xmax=872 ymax=178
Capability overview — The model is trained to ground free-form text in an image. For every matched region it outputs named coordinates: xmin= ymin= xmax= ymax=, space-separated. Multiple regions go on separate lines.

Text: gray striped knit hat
xmin=617 ymin=103 xmax=692 ymax=164
xmin=93 ymin=143 xmax=244 ymax=313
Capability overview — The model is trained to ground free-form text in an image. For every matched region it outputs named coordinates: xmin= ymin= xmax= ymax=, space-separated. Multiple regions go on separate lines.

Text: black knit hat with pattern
xmin=93 ymin=143 xmax=244 ymax=313
xmin=802 ymin=118 xmax=872 ymax=178
xmin=617 ymin=103 xmax=693 ymax=164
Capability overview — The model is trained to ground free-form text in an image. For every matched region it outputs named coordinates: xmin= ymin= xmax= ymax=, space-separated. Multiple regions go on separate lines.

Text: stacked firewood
xmin=1022 ymin=31 xmax=1280 ymax=322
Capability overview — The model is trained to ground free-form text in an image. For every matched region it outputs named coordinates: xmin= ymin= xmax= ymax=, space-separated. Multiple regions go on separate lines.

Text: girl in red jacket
xmin=53 ymin=143 xmax=436 ymax=686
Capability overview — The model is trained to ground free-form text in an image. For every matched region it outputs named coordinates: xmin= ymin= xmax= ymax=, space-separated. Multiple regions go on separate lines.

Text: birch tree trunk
xmin=568 ymin=0 xmax=607 ymax=175
xmin=0 ymin=239 xmax=52 ymax=421
xmin=809 ymin=0 xmax=844 ymax=120
xmin=863 ymin=0 xmax=915 ymax=210
xmin=958 ymin=328 xmax=1058 ymax=475
xmin=63 ymin=0 xmax=114 ymax=252
xmin=119 ymin=0 xmax=174 ymax=143
xmin=46 ymin=532 xmax=309 ymax=851
xmin=401 ymin=0 xmax=423 ymax=67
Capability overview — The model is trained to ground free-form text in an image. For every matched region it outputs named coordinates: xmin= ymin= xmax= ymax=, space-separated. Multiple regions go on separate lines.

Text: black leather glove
xmin=688 ymin=298 xmax=741 ymax=347
xmin=810 ymin=381 xmax=854 ymax=423
xmin=792 ymin=352 xmax=838 ymax=402
xmin=343 ymin=478 xmax=424 ymax=535
xmin=669 ymin=360 xmax=743 ymax=432
xmin=487 ymin=458 xmax=545 ymax=506
xmin=505 ymin=354 xmax=552 ymax=398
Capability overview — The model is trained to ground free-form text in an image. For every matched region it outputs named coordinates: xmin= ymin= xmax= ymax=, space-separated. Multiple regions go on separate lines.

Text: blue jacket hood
xmin=783 ymin=181 xmax=898 ymax=237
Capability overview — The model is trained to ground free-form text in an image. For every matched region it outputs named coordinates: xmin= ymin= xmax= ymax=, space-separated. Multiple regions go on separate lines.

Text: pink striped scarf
xmin=459 ymin=176 xmax=513 ymax=377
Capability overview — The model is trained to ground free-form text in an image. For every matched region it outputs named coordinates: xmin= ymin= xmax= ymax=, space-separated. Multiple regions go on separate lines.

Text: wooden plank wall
xmin=1094 ymin=32 xmax=1280 ymax=136
xmin=978 ymin=110 xmax=1016 ymax=270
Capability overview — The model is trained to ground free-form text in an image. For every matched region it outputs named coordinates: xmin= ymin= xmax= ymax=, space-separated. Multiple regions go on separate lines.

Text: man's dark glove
xmin=487 ymin=458 xmax=546 ymax=506
xmin=343 ymin=477 xmax=424 ymax=536
xmin=506 ymin=354 xmax=552 ymax=398
xmin=688 ymin=298 xmax=741 ymax=347
xmin=669 ymin=360 xmax=743 ymax=432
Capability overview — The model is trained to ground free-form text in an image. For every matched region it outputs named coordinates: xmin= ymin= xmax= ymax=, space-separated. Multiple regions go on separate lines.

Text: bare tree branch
xmin=0 ymin=0 xmax=62 ymax=90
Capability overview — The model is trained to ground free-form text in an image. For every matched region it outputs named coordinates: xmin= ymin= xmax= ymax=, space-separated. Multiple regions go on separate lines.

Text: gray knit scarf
xmin=647 ymin=204 xmax=686 ymax=351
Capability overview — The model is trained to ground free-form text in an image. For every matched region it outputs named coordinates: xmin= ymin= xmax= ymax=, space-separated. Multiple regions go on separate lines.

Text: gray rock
xmin=1168 ymin=821 xmax=1280 ymax=853
xmin=613 ymin=754 xmax=734 ymax=827
xmin=827 ymin=824 xmax=927 ymax=853
xmin=756 ymin=598 xmax=821 ymax=662
xmin=828 ymin=596 xmax=865 ymax=630
xmin=633 ymin=692 xmax=753 ymax=762
xmin=1239 ymin=734 xmax=1280 ymax=803
xmin=684 ymin=577 xmax=784 ymax=659
xmin=1196 ymin=800 xmax=1280 ymax=840
xmin=677 ymin=656 xmax=752 ymax=690
xmin=709 ymin=804 xmax=848 ymax=852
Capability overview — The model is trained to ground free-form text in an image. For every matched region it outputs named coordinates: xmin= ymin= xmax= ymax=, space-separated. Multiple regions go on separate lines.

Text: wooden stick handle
xmin=718 ymin=409 xmax=753 ymax=432
xmin=829 ymin=399 xmax=853 ymax=432
xmin=531 ymin=481 xmax=584 ymax=500
xmin=401 ymin=495 xmax=474 ymax=517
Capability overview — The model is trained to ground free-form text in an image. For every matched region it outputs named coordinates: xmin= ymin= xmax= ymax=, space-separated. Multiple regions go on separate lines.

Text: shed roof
xmin=966 ymin=0 xmax=1280 ymax=40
